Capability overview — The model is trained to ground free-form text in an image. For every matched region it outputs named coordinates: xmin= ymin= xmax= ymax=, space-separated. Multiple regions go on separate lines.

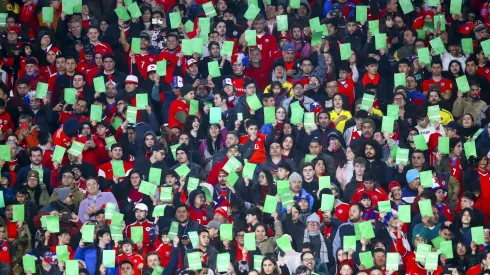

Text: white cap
xmin=125 ymin=75 xmax=139 ymax=84
xmin=147 ymin=64 xmax=156 ymax=73
xmin=134 ymin=203 xmax=148 ymax=212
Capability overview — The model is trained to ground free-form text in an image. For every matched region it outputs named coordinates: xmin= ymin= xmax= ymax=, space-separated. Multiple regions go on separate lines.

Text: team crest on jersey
xmin=344 ymin=84 xmax=348 ymax=88
xmin=265 ymin=39 xmax=269 ymax=42
xmin=2 ymin=247 xmax=7 ymax=251
xmin=338 ymin=209 xmax=343 ymax=213
xmin=486 ymin=69 xmax=489 ymax=74
xmin=166 ymin=251 xmax=171 ymax=256
xmin=441 ymin=83 xmax=445 ymax=86
xmin=28 ymin=6 xmax=32 ymax=10
xmin=146 ymin=227 xmax=151 ymax=231
xmin=233 ymin=31 xmax=238 ymax=36
xmin=257 ymin=138 xmax=261 ymax=142
xmin=203 ymin=216 xmax=207 ymax=221
xmin=3 ymin=120 xmax=7 ymax=124
xmin=149 ymin=58 xmax=154 ymax=62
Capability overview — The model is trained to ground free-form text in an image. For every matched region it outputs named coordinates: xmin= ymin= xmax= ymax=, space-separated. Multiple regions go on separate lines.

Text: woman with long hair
xmin=183 ymin=115 xmax=205 ymax=149
xmin=336 ymin=146 xmax=355 ymax=190
xmin=261 ymin=106 xmax=287 ymax=139
xmin=329 ymin=94 xmax=352 ymax=133
xmin=248 ymin=170 xmax=277 ymax=205
xmin=312 ymin=158 xmax=327 ymax=179
xmin=199 ymin=122 xmax=228 ymax=172
xmin=455 ymin=208 xmax=476 ymax=246
xmin=459 ymin=114 xmax=478 ymax=140
xmin=305 ymin=76 xmax=326 ymax=104
xmin=280 ymin=134 xmax=302 ymax=166
xmin=255 ymin=219 xmax=283 ymax=255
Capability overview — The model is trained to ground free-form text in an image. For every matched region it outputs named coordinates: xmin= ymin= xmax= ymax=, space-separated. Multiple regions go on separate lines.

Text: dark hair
xmin=259 ymin=255 xmax=278 ymax=275
xmin=215 ymin=91 xmax=229 ymax=104
xmin=183 ymin=115 xmax=201 ymax=134
xmin=277 ymin=162 xmax=292 ymax=175
xmin=245 ymin=119 xmax=258 ymax=129
xmin=119 ymin=260 xmax=133 ymax=269
xmin=29 ymin=146 xmax=43 ymax=156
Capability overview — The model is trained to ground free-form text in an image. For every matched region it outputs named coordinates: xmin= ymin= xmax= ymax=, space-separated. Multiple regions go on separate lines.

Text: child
xmin=360 ymin=193 xmax=378 ymax=224
xmin=155 ymin=229 xmax=173 ymax=267
xmin=117 ymin=238 xmax=145 ymax=275
xmin=0 ymin=99 xmax=14 ymax=136
xmin=239 ymin=119 xmax=267 ymax=164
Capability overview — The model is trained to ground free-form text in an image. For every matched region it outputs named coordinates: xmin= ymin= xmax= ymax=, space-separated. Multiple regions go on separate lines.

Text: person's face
xmin=464 ymin=61 xmax=477 ymax=75
xmin=403 ymin=30 xmax=414 ymax=45
xmin=199 ymin=232 xmax=210 ymax=246
xmin=55 ymin=57 xmax=66 ymax=72
xmin=41 ymin=35 xmax=51 ymax=46
xmin=302 ymin=165 xmax=314 ymax=180
xmin=283 ymin=50 xmax=295 ymax=62
xmin=283 ymin=123 xmax=293 ymax=134
xmin=364 ymin=145 xmax=375 ymax=159
xmin=325 ymin=81 xmax=338 ymax=96
xmin=7 ymin=31 xmax=17 ymax=42
xmin=406 ymin=77 xmax=417 ymax=90
xmin=370 ymin=270 xmax=382 ymax=275
xmin=290 ymin=179 xmax=302 ymax=192
xmin=373 ymin=132 xmax=384 ymax=144
xmin=135 ymin=209 xmax=147 ymax=221
xmin=176 ymin=206 xmax=189 ymax=222
xmin=223 ymin=12 xmax=234 ymax=21
xmin=16 ymin=192 xmax=27 ymax=203
xmin=276 ymin=168 xmax=288 ymax=180
xmin=373 ymin=252 xmax=386 ymax=267
xmin=46 ymin=51 xmax=57 ymax=63
xmin=17 ymin=84 xmax=30 ymax=96
xmin=308 ymin=142 xmax=321 ymax=155
xmin=250 ymin=50 xmax=261 ymax=63
xmin=225 ymin=134 xmax=238 ymax=147
xmin=411 ymin=153 xmax=425 ymax=168
xmin=246 ymin=124 xmax=258 ymax=137
xmin=95 ymin=123 xmax=108 ymax=136
xmin=449 ymin=44 xmax=460 ymax=55
xmin=362 ymin=123 xmax=374 ymax=138
xmin=71 ymin=22 xmax=82 ymax=35
xmin=210 ymin=44 xmax=220 ymax=57
xmin=61 ymin=172 xmax=74 ymax=187
xmin=213 ymin=94 xmax=225 ymax=107
xmin=255 ymin=225 xmax=266 ymax=241
xmin=253 ymin=19 xmax=265 ymax=33
xmin=147 ymin=255 xmax=160 ymax=268
xmin=456 ymin=242 xmax=466 ymax=256
xmin=263 ymin=97 xmax=275 ymax=107
xmin=269 ymin=143 xmax=281 ymax=156
xmin=86 ymin=179 xmax=99 ymax=194
xmin=292 ymin=27 xmax=302 ymax=40
xmin=103 ymin=58 xmax=115 ymax=71
xmin=398 ymin=62 xmax=409 ymax=74
xmin=431 ymin=64 xmax=442 ymax=76
xmin=469 ymin=85 xmax=480 ymax=99
xmin=363 ymin=180 xmax=375 ymax=190
xmin=88 ymin=28 xmax=99 ymax=42
xmin=453 ymin=142 xmax=463 ymax=156
xmin=282 ymin=136 xmax=293 ymax=150
xmin=74 ymin=100 xmax=88 ymax=115
xmin=176 ymin=150 xmax=188 ymax=164
xmin=111 ymin=147 xmax=123 ymax=160
xmin=30 ymin=150 xmax=42 ymax=165
xmin=348 ymin=205 xmax=361 ymax=222
xmin=366 ymin=64 xmax=378 ymax=75
xmin=462 ymin=115 xmax=473 ymax=127
xmin=65 ymin=58 xmax=76 ymax=73
xmin=315 ymin=160 xmax=325 ymax=175
xmin=25 ymin=63 xmax=37 ymax=75
xmin=209 ymin=124 xmax=220 ymax=138
xmin=120 ymin=263 xmax=133 ymax=275
xmin=326 ymin=24 xmax=336 ymax=35
xmin=245 ymin=83 xmax=256 ymax=96
xmin=462 ymin=210 xmax=471 ymax=225
xmin=333 ymin=95 xmax=343 ymax=108
xmin=262 ymin=259 xmax=276 ymax=275
xmin=318 ymin=113 xmax=330 ymax=129
xmin=461 ymin=197 xmax=474 ymax=209
xmin=441 ymin=228 xmax=451 ymax=240
xmin=302 ymin=253 xmax=315 ymax=270
xmin=73 ymin=75 xmax=85 ymax=89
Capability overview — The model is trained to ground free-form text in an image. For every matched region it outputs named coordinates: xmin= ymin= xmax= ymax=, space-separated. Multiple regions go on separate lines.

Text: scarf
xmin=303 ymin=229 xmax=329 ymax=263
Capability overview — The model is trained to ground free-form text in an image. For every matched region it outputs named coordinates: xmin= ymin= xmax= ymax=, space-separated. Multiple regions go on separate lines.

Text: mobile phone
xmin=86 ymin=135 xmax=92 ymax=141
xmin=199 ymin=79 xmax=208 ymax=85
xmin=21 ymin=122 xmax=28 ymax=131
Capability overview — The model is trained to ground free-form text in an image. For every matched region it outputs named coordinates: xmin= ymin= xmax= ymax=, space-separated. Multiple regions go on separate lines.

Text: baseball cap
xmin=186 ymin=58 xmax=198 ymax=67
xmin=222 ymin=78 xmax=233 ymax=87
xmin=139 ymin=31 xmax=150 ymax=40
xmin=205 ymin=220 xmax=220 ymax=229
xmin=147 ymin=64 xmax=156 ymax=73
xmin=134 ymin=203 xmax=148 ymax=212
xmin=125 ymin=75 xmax=139 ymax=85
xmin=282 ymin=43 xmax=294 ymax=52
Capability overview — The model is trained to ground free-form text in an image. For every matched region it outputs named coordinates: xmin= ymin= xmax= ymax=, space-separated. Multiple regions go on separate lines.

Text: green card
xmin=126 ymin=106 xmax=138 ymax=124
xmin=12 ymin=204 xmax=24 ymax=222
xmin=103 ymin=250 xmax=116 ymax=268
xmin=136 ymin=93 xmax=148 ymax=110
xmin=220 ymin=224 xmax=233 ymax=240
xmin=168 ymin=221 xmax=179 ymax=239
xmin=148 ymin=167 xmax=162 ymax=186
xmin=198 ymin=17 xmax=211 ymax=33
xmin=175 ymin=164 xmax=191 ymax=177
xmin=321 ymin=194 xmax=335 ymax=211
xmin=482 ymin=39 xmax=490 ymax=57
xmin=343 ymin=235 xmax=356 ymax=252
xmin=425 ymin=252 xmax=438 ymax=270
xmin=112 ymin=160 xmax=126 ymax=177
xmin=243 ymin=162 xmax=257 ymax=179
xmin=277 ymin=180 xmax=289 ymax=192
xmin=430 ymin=37 xmax=446 ymax=55
xmin=456 ymin=75 xmax=470 ymax=93
xmin=131 ymin=226 xmax=144 ymax=243
xmin=68 ymin=141 xmax=85 ymax=156
xmin=369 ymin=20 xmax=379 ymax=35
xmin=378 ymin=200 xmax=392 ymax=213
xmin=56 ymin=245 xmax=69 ymax=262
xmin=319 ymin=176 xmax=331 ymax=190
xmin=290 ymin=0 xmax=300 ymax=8
xmin=244 ymin=232 xmax=256 ymax=250
xmin=46 ymin=215 xmax=60 ymax=233
xmin=360 ymin=94 xmax=375 ymax=111
xmin=111 ymin=212 xmax=124 ymax=225
xmin=399 ymin=0 xmax=414 ymax=13
xmin=189 ymin=231 xmax=200 ymax=248
xmin=246 ymin=94 xmax=262 ymax=111
xmin=222 ymin=41 xmax=234 ymax=57
xmin=439 ymin=240 xmax=453 ymax=258
xmin=277 ymin=15 xmax=288 ymax=31
xmin=62 ymin=0 xmax=73 ymax=14
xmin=472 ymin=128 xmax=485 ymax=141
xmin=245 ymin=30 xmax=257 ymax=46
xmin=187 ymin=177 xmax=200 ymax=193
xmin=184 ymin=20 xmax=194 ymax=33
xmin=217 ymin=253 xmax=230 ymax=273
xmin=311 ymin=32 xmax=322 ymax=46
xmin=381 ymin=116 xmax=395 ymax=134
xmin=202 ymin=1 xmax=217 ymax=17
xmin=464 ymin=141 xmax=477 ymax=157
xmin=434 ymin=14 xmax=446 ymax=31
xmin=160 ymin=187 xmax=173 ymax=203
xmin=358 ymin=221 xmax=375 ymax=240
xmin=182 ymin=39 xmax=193 ymax=56
xmin=414 ymin=134 xmax=428 ymax=150
xmin=127 ymin=2 xmax=142 ymax=18
xmin=254 ymin=255 xmax=264 ymax=271
xmin=237 ymin=113 xmax=243 ymax=121
xmin=139 ymin=180 xmax=157 ymax=196
xmin=420 ymin=170 xmax=433 ymax=188
xmin=210 ymin=107 xmax=222 ymax=124
xmin=188 ymin=251 xmax=203 ymax=270
xmin=64 ymin=88 xmax=77 ymax=105
xmin=223 ymin=156 xmax=241 ymax=173
xmin=356 ymin=6 xmax=367 ymax=22
xmin=23 ymin=255 xmax=36 ymax=273
xmin=276 ymin=235 xmax=293 ymax=252
xmin=156 ymin=60 xmax=167 ymax=76
xmin=428 ymin=105 xmax=441 ymax=122
xmin=432 ymin=235 xmax=444 ymax=249
xmin=115 ymin=6 xmax=131 ymax=21
xmin=394 ymin=73 xmax=406 ymax=87
xmin=105 ymin=136 xmax=117 ymax=149
xmin=419 ymin=199 xmax=433 ymax=217
xmin=309 ymin=17 xmax=321 ymax=32
xmin=387 ymin=104 xmax=399 ymax=119
xmin=375 ymin=33 xmax=387 ymax=50
xmin=244 ymin=4 xmax=260 ymax=20
xmin=227 ymin=171 xmax=239 ymax=187
xmin=152 ymin=266 xmax=164 ymax=275
xmin=450 ymin=0 xmax=462 ymax=14
xmin=304 ymin=154 xmax=316 ymax=163
xmin=170 ymin=143 xmax=181 ymax=160
xmin=398 ymin=204 xmax=411 ymax=223
xmin=418 ymin=47 xmax=431 ymax=66
xmin=340 ymin=43 xmax=352 ymax=60
xmin=304 ymin=112 xmax=315 ymax=129
xmin=152 ymin=205 xmax=166 ymax=217
xmin=42 ymin=7 xmax=54 ymax=23
xmin=82 ymin=224 xmax=95 ymax=242
xmin=395 ymin=148 xmax=409 ymax=165
xmin=208 ymin=61 xmax=221 ymax=78
xmin=169 ymin=12 xmax=181 ymax=29
xmin=0 ymin=191 xmax=4 ymax=208
xmin=131 ymin=37 xmax=141 ymax=54
xmin=36 ymin=82 xmax=48 ymax=99
xmin=428 ymin=0 xmax=439 ymax=6
xmin=93 ymin=76 xmax=106 ymax=93
xmin=263 ymin=195 xmax=278 ymax=213
xmin=73 ymin=0 xmax=82 ymax=12
xmin=416 ymin=243 xmax=432 ymax=262
xmin=264 ymin=106 xmax=275 ymax=124
xmin=90 ymin=104 xmax=103 ymax=122
xmin=52 ymin=144 xmax=67 ymax=162
xmin=437 ymin=136 xmax=449 ymax=154
xmin=386 ymin=253 xmax=399 ymax=271
xmin=0 ymin=145 xmax=11 ymax=161
xmin=359 ymin=251 xmax=374 ymax=268
xmin=104 ymin=202 xmax=117 ymax=219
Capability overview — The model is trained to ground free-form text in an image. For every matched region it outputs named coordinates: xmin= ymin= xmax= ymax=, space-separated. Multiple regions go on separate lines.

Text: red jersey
xmin=125 ymin=221 xmax=155 ymax=252
xmin=117 ymin=253 xmax=145 ymax=275
xmin=98 ymin=160 xmax=133 ymax=180
xmin=250 ymin=33 xmax=278 ymax=58
xmin=50 ymin=245 xmax=74 ymax=260
xmin=231 ymin=76 xmax=250 ymax=97
xmin=422 ymin=77 xmax=452 ymax=94
xmin=477 ymin=67 xmax=490 ymax=83
xmin=53 ymin=128 xmax=72 ymax=148
xmin=167 ymin=99 xmax=189 ymax=129
xmin=0 ymin=241 xmax=11 ymax=266
xmin=0 ymin=112 xmax=14 ymax=133
xmin=19 ymin=2 xmax=37 ymax=31
xmin=79 ymin=42 xmax=113 ymax=61
xmin=351 ymin=187 xmax=389 ymax=206
xmin=338 ymin=78 xmax=356 ymax=109
xmin=155 ymin=243 xmax=173 ymax=266
xmin=188 ymin=205 xmax=210 ymax=225
xmin=449 ymin=156 xmax=462 ymax=195
xmin=467 ymin=265 xmax=482 ymax=275
xmin=157 ymin=46 xmax=181 ymax=84
xmin=126 ymin=50 xmax=157 ymax=80
xmin=239 ymin=133 xmax=267 ymax=164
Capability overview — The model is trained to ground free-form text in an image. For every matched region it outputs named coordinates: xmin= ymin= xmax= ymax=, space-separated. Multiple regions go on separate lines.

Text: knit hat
xmin=180 ymin=85 xmax=194 ymax=97
xmin=289 ymin=172 xmax=302 ymax=182
xmin=361 ymin=118 xmax=375 ymax=129
xmin=27 ymin=170 xmax=40 ymax=180
xmin=175 ymin=145 xmax=190 ymax=157
xmin=406 ymin=169 xmax=420 ymax=183
xmin=54 ymin=187 xmax=72 ymax=202
xmin=306 ymin=213 xmax=320 ymax=224
xmin=388 ymin=181 xmax=401 ymax=191
xmin=63 ymin=118 xmax=81 ymax=138
xmin=214 ymin=207 xmax=228 ymax=218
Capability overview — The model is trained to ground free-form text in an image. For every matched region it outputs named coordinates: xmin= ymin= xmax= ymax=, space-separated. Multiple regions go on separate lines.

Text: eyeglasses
xmin=62 ymin=175 xmax=74 ymax=179
xmin=303 ymin=258 xmax=315 ymax=262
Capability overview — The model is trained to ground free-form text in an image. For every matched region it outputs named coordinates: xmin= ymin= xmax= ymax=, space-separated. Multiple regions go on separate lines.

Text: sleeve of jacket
xmin=312 ymin=51 xmax=328 ymax=84
xmin=325 ymin=155 xmax=337 ymax=177
xmin=239 ymin=139 xmax=256 ymax=159
xmin=452 ymin=97 xmax=466 ymax=118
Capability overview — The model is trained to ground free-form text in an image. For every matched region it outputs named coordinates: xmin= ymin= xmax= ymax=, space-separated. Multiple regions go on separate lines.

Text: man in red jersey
xmin=350 ymin=171 xmax=389 ymax=206
xmin=168 ymin=85 xmax=195 ymax=130
xmin=79 ymin=26 xmax=113 ymax=61
xmin=121 ymin=31 xmax=157 ymax=80
xmin=245 ymin=14 xmax=277 ymax=59
xmin=117 ymin=238 xmax=145 ymax=275
xmin=98 ymin=143 xmax=133 ymax=186
xmin=125 ymin=203 xmax=157 ymax=259
xmin=157 ymin=34 xmax=181 ymax=84
xmin=422 ymin=59 xmax=453 ymax=100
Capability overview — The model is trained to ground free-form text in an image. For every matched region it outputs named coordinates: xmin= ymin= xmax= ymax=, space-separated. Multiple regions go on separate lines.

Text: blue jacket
xmin=75 ymin=244 xmax=118 ymax=275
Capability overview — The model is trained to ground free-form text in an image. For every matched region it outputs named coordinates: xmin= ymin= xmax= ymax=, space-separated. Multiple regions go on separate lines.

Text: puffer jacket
xmin=257 ymin=220 xmax=283 ymax=254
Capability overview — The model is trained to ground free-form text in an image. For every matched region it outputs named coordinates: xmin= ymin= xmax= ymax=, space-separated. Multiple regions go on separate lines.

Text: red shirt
xmin=157 ymin=47 xmax=181 ymax=84
xmin=126 ymin=51 xmax=157 ymax=80
xmin=351 ymin=187 xmax=389 ymax=206
xmin=0 ymin=241 xmax=11 ymax=266
xmin=117 ymin=253 xmax=145 ymax=275
xmin=250 ymin=34 xmax=278 ymax=58
xmin=168 ymin=99 xmax=189 ymax=130
xmin=467 ymin=265 xmax=482 ymax=275
xmin=189 ymin=205 xmax=210 ymax=225
xmin=338 ymin=78 xmax=356 ymax=108
xmin=98 ymin=160 xmax=133 ymax=180
xmin=422 ymin=77 xmax=453 ymax=94
xmin=0 ymin=112 xmax=14 ymax=133
xmin=79 ymin=42 xmax=113 ymax=61
xmin=477 ymin=67 xmax=490 ymax=83
xmin=239 ymin=133 xmax=267 ymax=164
xmin=125 ymin=220 xmax=155 ymax=252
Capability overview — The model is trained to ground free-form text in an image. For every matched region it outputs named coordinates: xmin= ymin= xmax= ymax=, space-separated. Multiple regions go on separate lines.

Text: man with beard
xmin=332 ymin=203 xmax=365 ymax=254
xmin=290 ymin=25 xmax=311 ymax=58
xmin=425 ymin=86 xmax=454 ymax=125
xmin=245 ymin=15 xmax=277 ymax=59
xmin=170 ymin=145 xmax=206 ymax=180
xmin=362 ymin=139 xmax=389 ymax=189
xmin=121 ymin=32 xmax=157 ymax=80
xmin=101 ymin=81 xmax=118 ymax=118
xmin=199 ymin=41 xmax=232 ymax=83
xmin=1 ymin=203 xmax=32 ymax=266
xmin=305 ymin=110 xmax=346 ymax=151
xmin=422 ymin=59 xmax=453 ymax=100
xmin=168 ymin=85 xmax=197 ymax=130
xmin=54 ymin=98 xmax=90 ymax=124
xmin=95 ymin=54 xmax=128 ymax=92
xmin=272 ymin=44 xmax=301 ymax=83
xmin=465 ymin=58 xmax=490 ymax=103
xmin=293 ymin=56 xmax=327 ymax=86
xmin=350 ymin=118 xmax=376 ymax=151
xmin=15 ymin=147 xmax=51 ymax=189
xmin=125 ymin=203 xmax=158 ymax=258
xmin=394 ymin=29 xmax=416 ymax=61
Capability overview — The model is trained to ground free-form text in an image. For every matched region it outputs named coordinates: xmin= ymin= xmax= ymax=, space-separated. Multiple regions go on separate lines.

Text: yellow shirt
xmin=264 ymin=82 xmax=293 ymax=97
xmin=330 ymin=109 xmax=352 ymax=133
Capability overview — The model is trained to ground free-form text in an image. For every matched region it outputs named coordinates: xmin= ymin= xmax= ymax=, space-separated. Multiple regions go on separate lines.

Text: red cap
xmin=279 ymin=32 xmax=291 ymax=40
xmin=48 ymin=47 xmax=61 ymax=55
xmin=458 ymin=22 xmax=474 ymax=35
xmin=388 ymin=181 xmax=401 ymax=190
xmin=214 ymin=207 xmax=228 ymax=218
xmin=8 ymin=26 xmax=19 ymax=34
xmin=412 ymin=16 xmax=424 ymax=30
xmin=292 ymin=80 xmax=303 ymax=88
